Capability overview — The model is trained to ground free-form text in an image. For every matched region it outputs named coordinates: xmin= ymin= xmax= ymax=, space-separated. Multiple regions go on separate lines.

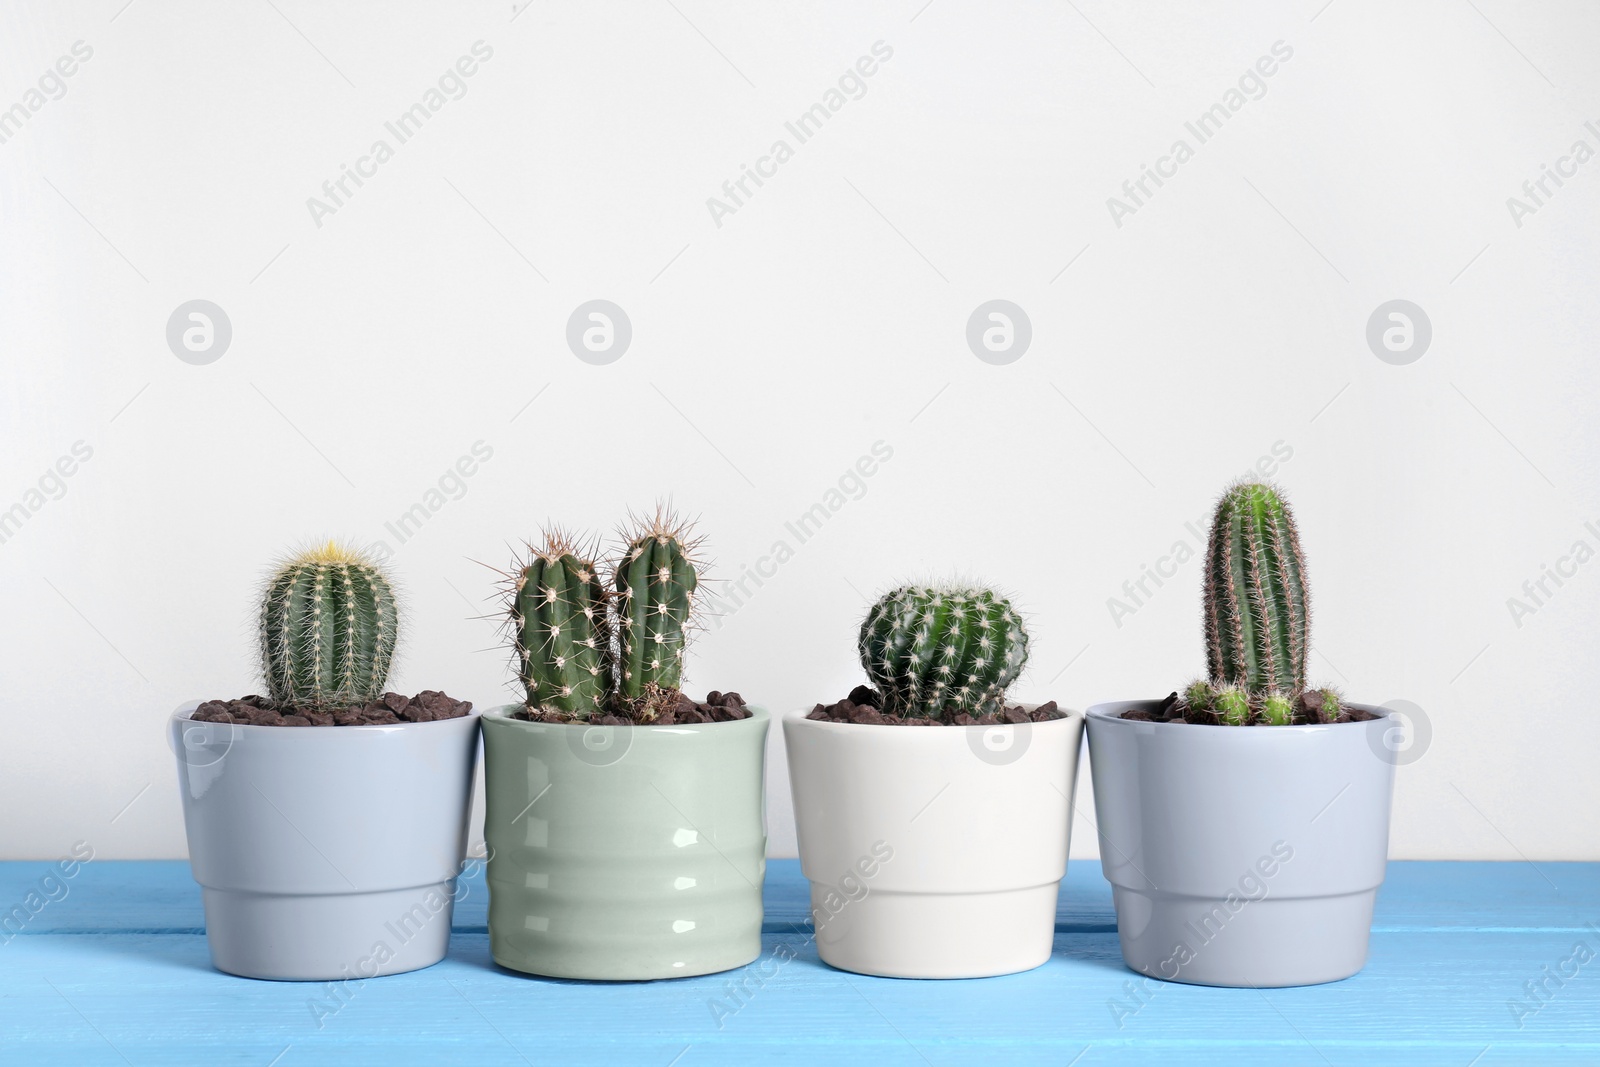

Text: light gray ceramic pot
xmin=170 ymin=704 xmax=480 ymax=981
xmin=481 ymin=705 xmax=769 ymax=980
xmin=1085 ymin=701 xmax=1397 ymax=988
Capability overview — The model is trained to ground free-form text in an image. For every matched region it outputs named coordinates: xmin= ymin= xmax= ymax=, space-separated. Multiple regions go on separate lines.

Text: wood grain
xmin=1 ymin=860 xmax=1596 ymax=1065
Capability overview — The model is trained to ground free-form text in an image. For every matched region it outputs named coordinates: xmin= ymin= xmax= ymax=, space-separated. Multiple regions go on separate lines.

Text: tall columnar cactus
xmin=612 ymin=510 xmax=701 ymax=701
xmin=513 ymin=532 xmax=608 ymax=718
xmin=260 ymin=541 xmax=397 ymax=710
xmin=1203 ymin=482 xmax=1309 ymax=697
xmin=859 ymin=584 xmax=1029 ymax=719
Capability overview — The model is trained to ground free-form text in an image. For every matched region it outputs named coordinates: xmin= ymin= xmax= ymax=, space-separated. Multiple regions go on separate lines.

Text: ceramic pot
xmin=784 ymin=705 xmax=1084 ymax=978
xmin=1085 ymin=700 xmax=1397 ymax=987
xmin=170 ymin=704 xmax=481 ymax=981
xmin=480 ymin=705 xmax=769 ymax=980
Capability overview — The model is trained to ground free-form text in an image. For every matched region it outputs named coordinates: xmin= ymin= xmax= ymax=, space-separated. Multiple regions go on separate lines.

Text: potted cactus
xmin=480 ymin=509 xmax=769 ymax=980
xmin=1085 ymin=482 xmax=1398 ymax=987
xmin=169 ymin=542 xmax=480 ymax=981
xmin=784 ymin=583 xmax=1083 ymax=979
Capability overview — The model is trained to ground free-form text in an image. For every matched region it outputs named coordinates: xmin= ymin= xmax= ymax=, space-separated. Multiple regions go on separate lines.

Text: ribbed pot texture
xmin=481 ymin=705 xmax=769 ymax=980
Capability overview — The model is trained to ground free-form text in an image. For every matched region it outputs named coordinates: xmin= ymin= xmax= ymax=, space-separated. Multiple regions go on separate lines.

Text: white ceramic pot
xmin=170 ymin=704 xmax=481 ymax=981
xmin=1085 ymin=700 xmax=1397 ymax=987
xmin=784 ymin=705 xmax=1084 ymax=978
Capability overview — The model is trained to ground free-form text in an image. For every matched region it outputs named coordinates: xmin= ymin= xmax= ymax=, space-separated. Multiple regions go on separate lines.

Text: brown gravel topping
xmin=513 ymin=689 xmax=752 ymax=725
xmin=806 ymin=685 xmax=1066 ymax=726
xmin=190 ymin=691 xmax=472 ymax=727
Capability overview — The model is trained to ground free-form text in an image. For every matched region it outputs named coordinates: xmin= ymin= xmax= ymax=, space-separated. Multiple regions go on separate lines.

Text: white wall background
xmin=2 ymin=0 xmax=1597 ymax=863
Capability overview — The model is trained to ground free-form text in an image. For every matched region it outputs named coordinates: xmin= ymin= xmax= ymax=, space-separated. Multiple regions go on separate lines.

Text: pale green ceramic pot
xmin=481 ymin=704 xmax=769 ymax=980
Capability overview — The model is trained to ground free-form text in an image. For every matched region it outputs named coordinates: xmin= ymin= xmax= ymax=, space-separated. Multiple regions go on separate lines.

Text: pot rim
xmin=171 ymin=700 xmax=482 ymax=733
xmin=784 ymin=701 xmax=1082 ymax=731
xmin=480 ymin=702 xmax=769 ymax=731
xmin=1086 ymin=698 xmax=1394 ymax=731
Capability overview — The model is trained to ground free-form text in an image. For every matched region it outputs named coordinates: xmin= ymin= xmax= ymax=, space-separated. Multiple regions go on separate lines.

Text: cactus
xmin=1184 ymin=679 xmax=1217 ymax=716
xmin=504 ymin=507 xmax=708 ymax=721
xmin=1215 ymin=684 xmax=1250 ymax=726
xmin=1307 ymin=685 xmax=1343 ymax=725
xmin=512 ymin=532 xmax=608 ymax=718
xmin=612 ymin=508 xmax=702 ymax=703
xmin=859 ymin=584 xmax=1029 ymax=719
xmin=1203 ymin=482 xmax=1309 ymax=697
xmin=1261 ymin=691 xmax=1294 ymax=726
xmin=260 ymin=541 xmax=397 ymax=710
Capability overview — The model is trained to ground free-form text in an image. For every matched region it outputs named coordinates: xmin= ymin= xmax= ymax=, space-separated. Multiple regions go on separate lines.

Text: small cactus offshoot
xmin=1261 ymin=691 xmax=1294 ymax=726
xmin=1180 ymin=679 xmax=1346 ymax=726
xmin=1183 ymin=679 xmax=1216 ymax=716
xmin=1294 ymin=685 xmax=1344 ymax=725
xmin=259 ymin=541 xmax=397 ymax=710
xmin=1215 ymin=684 xmax=1250 ymax=726
xmin=858 ymin=584 xmax=1029 ymax=720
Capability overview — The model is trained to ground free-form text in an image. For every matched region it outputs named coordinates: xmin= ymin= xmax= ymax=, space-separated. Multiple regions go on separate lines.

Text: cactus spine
xmin=859 ymin=584 xmax=1029 ymax=719
xmin=1203 ymin=482 xmax=1309 ymax=697
xmin=613 ymin=511 xmax=700 ymax=702
xmin=513 ymin=533 xmax=607 ymax=718
xmin=260 ymin=541 xmax=397 ymax=709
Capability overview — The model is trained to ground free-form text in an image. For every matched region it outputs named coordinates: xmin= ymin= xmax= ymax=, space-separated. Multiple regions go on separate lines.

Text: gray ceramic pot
xmin=1085 ymin=701 xmax=1396 ymax=987
xmin=481 ymin=705 xmax=769 ymax=980
xmin=170 ymin=704 xmax=481 ymax=981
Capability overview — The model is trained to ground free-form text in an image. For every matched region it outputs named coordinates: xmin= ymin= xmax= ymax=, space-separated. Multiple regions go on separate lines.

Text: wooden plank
xmin=1 ymin=862 xmax=1597 ymax=1065
xmin=4 ymin=860 xmax=1597 ymax=935
xmin=3 ymin=928 xmax=1598 ymax=1065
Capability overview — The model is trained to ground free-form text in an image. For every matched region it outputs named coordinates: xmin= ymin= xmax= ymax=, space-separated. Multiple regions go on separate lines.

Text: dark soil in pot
xmin=511 ymin=688 xmax=752 ymax=725
xmin=190 ymin=690 xmax=473 ymax=726
xmin=808 ymin=685 xmax=1067 ymax=726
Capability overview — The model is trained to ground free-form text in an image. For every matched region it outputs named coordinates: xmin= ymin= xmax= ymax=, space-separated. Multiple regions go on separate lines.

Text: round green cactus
xmin=1215 ymin=684 xmax=1251 ymax=726
xmin=512 ymin=532 xmax=608 ymax=718
xmin=858 ymin=584 xmax=1029 ymax=719
xmin=1311 ymin=685 xmax=1343 ymax=725
xmin=1261 ymin=691 xmax=1294 ymax=726
xmin=1184 ymin=679 xmax=1217 ymax=715
xmin=259 ymin=541 xmax=397 ymax=710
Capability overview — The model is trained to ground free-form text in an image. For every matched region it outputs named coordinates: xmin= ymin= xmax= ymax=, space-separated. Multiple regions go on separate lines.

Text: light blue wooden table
xmin=2 ymin=860 xmax=1596 ymax=1065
